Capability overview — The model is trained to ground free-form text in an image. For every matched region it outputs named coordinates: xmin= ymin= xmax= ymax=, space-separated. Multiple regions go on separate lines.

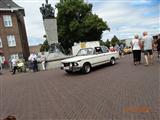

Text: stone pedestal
xmin=43 ymin=18 xmax=58 ymax=45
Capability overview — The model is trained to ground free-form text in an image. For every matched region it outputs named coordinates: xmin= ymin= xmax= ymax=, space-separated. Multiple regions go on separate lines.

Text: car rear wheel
xmin=82 ymin=63 xmax=91 ymax=74
xmin=110 ymin=57 xmax=116 ymax=65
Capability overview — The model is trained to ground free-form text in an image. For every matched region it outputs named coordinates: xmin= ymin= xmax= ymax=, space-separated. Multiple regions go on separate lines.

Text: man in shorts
xmin=142 ymin=32 xmax=154 ymax=66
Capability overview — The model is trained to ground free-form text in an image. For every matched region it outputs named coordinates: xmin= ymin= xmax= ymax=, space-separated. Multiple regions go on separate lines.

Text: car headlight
xmin=69 ymin=63 xmax=73 ymax=67
xmin=61 ymin=63 xmax=64 ymax=67
xmin=73 ymin=62 xmax=79 ymax=66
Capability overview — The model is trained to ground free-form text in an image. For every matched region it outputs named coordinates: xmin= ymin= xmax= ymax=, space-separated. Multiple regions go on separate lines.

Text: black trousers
xmin=33 ymin=60 xmax=38 ymax=72
xmin=12 ymin=66 xmax=17 ymax=74
xmin=133 ymin=50 xmax=141 ymax=62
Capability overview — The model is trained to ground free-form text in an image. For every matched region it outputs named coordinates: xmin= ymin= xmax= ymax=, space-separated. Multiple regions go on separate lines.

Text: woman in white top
xmin=131 ymin=35 xmax=142 ymax=65
xmin=41 ymin=52 xmax=46 ymax=70
xmin=11 ymin=58 xmax=17 ymax=74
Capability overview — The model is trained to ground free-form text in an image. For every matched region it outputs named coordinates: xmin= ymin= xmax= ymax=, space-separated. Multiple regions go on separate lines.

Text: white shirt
xmin=11 ymin=58 xmax=17 ymax=67
xmin=131 ymin=39 xmax=141 ymax=50
xmin=143 ymin=35 xmax=153 ymax=50
xmin=28 ymin=54 xmax=37 ymax=61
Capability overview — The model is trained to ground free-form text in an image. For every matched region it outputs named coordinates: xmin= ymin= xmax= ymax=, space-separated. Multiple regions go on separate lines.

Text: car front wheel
xmin=82 ymin=63 xmax=91 ymax=74
xmin=110 ymin=58 xmax=116 ymax=65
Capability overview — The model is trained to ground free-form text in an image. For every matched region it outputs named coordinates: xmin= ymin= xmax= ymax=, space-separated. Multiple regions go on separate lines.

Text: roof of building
xmin=0 ymin=0 xmax=23 ymax=11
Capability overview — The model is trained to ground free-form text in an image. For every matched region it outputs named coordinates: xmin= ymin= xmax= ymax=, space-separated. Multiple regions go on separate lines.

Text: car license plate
xmin=64 ymin=66 xmax=69 ymax=70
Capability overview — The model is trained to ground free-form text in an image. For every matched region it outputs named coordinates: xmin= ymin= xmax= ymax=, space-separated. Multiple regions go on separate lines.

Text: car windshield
xmin=77 ymin=48 xmax=93 ymax=56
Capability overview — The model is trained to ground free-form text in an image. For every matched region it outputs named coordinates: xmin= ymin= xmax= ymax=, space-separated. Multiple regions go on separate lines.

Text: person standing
xmin=28 ymin=54 xmax=34 ymax=71
xmin=4 ymin=59 xmax=9 ymax=69
xmin=32 ymin=53 xmax=38 ymax=72
xmin=119 ymin=43 xmax=124 ymax=57
xmin=11 ymin=58 xmax=17 ymax=75
xmin=114 ymin=44 xmax=120 ymax=52
xmin=131 ymin=35 xmax=142 ymax=65
xmin=41 ymin=52 xmax=46 ymax=70
xmin=28 ymin=53 xmax=38 ymax=72
xmin=142 ymin=32 xmax=154 ymax=66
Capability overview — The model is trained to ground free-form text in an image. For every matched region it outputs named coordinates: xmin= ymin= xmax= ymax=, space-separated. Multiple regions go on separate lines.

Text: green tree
xmin=99 ymin=39 xmax=111 ymax=48
xmin=56 ymin=0 xmax=110 ymax=54
xmin=106 ymin=39 xmax=111 ymax=48
xmin=110 ymin=35 xmax=120 ymax=47
xmin=100 ymin=40 xmax=106 ymax=46
xmin=40 ymin=40 xmax=49 ymax=52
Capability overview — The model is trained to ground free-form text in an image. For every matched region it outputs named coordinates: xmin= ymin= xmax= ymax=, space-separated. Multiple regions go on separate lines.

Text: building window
xmin=10 ymin=54 xmax=19 ymax=59
xmin=7 ymin=35 xmax=16 ymax=47
xmin=3 ymin=15 xmax=13 ymax=27
xmin=0 ymin=37 xmax=2 ymax=48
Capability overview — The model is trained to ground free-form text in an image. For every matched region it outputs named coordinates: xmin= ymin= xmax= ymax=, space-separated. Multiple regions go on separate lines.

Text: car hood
xmin=61 ymin=55 xmax=94 ymax=63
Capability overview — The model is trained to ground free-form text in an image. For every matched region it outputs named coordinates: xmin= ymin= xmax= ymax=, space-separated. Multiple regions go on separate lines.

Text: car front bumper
xmin=61 ymin=66 xmax=82 ymax=72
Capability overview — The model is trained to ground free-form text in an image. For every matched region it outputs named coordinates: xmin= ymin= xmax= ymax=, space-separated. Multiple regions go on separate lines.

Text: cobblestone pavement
xmin=0 ymin=54 xmax=159 ymax=120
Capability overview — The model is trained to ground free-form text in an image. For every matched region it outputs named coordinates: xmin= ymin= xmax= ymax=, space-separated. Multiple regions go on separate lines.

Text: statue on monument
xmin=39 ymin=0 xmax=65 ymax=55
xmin=40 ymin=0 xmax=55 ymax=19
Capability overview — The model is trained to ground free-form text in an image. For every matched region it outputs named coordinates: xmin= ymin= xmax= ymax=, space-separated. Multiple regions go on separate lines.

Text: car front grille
xmin=63 ymin=63 xmax=70 ymax=67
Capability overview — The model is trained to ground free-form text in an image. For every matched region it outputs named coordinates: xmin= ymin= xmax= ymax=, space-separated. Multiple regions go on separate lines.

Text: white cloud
xmin=92 ymin=0 xmax=159 ymax=40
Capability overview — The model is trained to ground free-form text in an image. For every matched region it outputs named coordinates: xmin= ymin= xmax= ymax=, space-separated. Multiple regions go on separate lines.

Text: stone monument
xmin=40 ymin=0 xmax=66 ymax=62
xmin=40 ymin=0 xmax=58 ymax=49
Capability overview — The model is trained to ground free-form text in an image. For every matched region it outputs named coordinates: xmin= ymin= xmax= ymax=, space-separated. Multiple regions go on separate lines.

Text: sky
xmin=13 ymin=0 xmax=160 ymax=46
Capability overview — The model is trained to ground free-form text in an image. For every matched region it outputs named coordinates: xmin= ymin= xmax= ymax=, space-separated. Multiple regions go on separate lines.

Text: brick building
xmin=0 ymin=0 xmax=29 ymax=61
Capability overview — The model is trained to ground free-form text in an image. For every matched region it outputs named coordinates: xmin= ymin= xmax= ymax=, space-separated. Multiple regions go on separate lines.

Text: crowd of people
xmin=131 ymin=32 xmax=160 ymax=66
xmin=108 ymin=32 xmax=159 ymax=66
xmin=0 ymin=52 xmax=47 ymax=75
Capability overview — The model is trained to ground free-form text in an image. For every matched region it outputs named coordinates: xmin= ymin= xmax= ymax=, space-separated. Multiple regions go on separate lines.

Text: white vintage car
xmin=61 ymin=46 xmax=119 ymax=74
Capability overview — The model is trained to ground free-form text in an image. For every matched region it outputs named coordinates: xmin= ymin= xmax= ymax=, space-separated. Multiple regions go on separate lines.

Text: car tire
xmin=82 ymin=63 xmax=91 ymax=74
xmin=110 ymin=57 xmax=116 ymax=65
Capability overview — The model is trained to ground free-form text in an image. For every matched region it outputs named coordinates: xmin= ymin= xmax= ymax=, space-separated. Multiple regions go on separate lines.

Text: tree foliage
xmin=56 ymin=0 xmax=110 ymax=54
xmin=100 ymin=39 xmax=110 ymax=48
xmin=40 ymin=40 xmax=49 ymax=52
xmin=106 ymin=39 xmax=111 ymax=48
xmin=100 ymin=40 xmax=106 ymax=46
xmin=110 ymin=35 xmax=120 ymax=46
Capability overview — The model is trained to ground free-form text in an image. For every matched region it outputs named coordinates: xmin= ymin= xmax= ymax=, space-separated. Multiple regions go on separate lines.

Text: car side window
xmin=88 ymin=48 xmax=93 ymax=55
xmin=101 ymin=46 xmax=109 ymax=53
xmin=94 ymin=47 xmax=103 ymax=54
xmin=80 ymin=49 xmax=87 ymax=55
